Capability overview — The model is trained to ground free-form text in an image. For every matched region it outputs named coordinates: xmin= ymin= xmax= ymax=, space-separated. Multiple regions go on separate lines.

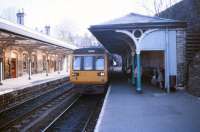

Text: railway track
xmin=42 ymin=95 xmax=103 ymax=132
xmin=0 ymin=82 xmax=75 ymax=131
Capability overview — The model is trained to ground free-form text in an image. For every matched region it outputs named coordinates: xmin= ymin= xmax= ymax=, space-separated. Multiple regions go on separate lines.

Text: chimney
xmin=16 ymin=9 xmax=25 ymax=25
xmin=44 ymin=25 xmax=50 ymax=35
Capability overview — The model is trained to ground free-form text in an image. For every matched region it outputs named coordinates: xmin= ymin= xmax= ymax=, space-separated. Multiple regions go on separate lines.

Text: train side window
xmin=83 ymin=56 xmax=93 ymax=70
xmin=95 ymin=56 xmax=104 ymax=70
xmin=73 ymin=56 xmax=81 ymax=70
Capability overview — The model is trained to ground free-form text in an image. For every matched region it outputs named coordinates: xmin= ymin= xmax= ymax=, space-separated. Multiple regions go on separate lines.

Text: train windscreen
xmin=73 ymin=55 xmax=105 ymax=71
xmin=95 ymin=56 xmax=104 ymax=70
xmin=83 ymin=56 xmax=93 ymax=70
xmin=73 ymin=56 xmax=81 ymax=70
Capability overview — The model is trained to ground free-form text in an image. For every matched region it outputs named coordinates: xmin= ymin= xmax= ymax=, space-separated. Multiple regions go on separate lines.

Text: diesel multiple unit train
xmin=70 ymin=48 xmax=110 ymax=94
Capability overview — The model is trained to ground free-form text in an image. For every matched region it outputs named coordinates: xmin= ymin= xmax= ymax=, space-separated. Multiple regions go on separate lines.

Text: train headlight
xmin=100 ymin=72 xmax=105 ymax=76
xmin=72 ymin=72 xmax=79 ymax=76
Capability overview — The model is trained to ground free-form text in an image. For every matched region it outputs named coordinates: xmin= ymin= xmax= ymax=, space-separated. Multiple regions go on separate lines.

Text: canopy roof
xmin=90 ymin=13 xmax=186 ymax=31
xmin=89 ymin=13 xmax=187 ymax=55
xmin=0 ymin=17 xmax=77 ymax=53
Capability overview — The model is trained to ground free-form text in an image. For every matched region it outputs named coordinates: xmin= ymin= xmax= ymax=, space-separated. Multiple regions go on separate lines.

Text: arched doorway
xmin=11 ymin=52 xmax=18 ymax=78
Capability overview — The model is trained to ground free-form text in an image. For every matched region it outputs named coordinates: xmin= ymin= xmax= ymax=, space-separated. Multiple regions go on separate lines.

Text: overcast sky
xmin=0 ymin=0 xmax=181 ymax=35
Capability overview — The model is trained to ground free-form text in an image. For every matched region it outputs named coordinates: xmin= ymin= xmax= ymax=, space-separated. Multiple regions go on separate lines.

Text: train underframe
xmin=73 ymin=83 xmax=108 ymax=94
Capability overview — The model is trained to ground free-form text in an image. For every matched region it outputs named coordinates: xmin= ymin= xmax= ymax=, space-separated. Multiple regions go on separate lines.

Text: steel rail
xmin=0 ymin=86 xmax=74 ymax=131
xmin=42 ymin=95 xmax=81 ymax=132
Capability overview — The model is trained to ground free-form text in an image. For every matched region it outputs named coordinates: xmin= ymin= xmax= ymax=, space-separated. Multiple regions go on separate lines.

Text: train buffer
xmin=94 ymin=75 xmax=200 ymax=132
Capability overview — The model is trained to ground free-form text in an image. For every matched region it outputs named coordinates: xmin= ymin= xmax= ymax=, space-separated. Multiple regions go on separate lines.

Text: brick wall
xmin=0 ymin=77 xmax=69 ymax=112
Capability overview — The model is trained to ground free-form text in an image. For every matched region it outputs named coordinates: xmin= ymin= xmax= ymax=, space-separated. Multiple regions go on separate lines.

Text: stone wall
xmin=176 ymin=29 xmax=186 ymax=86
xmin=0 ymin=77 xmax=69 ymax=112
xmin=159 ymin=0 xmax=200 ymax=32
xmin=160 ymin=0 xmax=200 ymax=92
xmin=188 ymin=51 xmax=200 ymax=96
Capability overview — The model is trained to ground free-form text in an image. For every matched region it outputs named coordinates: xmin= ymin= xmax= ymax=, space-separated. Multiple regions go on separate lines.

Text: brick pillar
xmin=176 ymin=29 xmax=186 ymax=87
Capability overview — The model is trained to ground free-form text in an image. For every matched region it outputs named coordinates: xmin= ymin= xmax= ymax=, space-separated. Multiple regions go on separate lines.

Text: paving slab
xmin=95 ymin=80 xmax=200 ymax=132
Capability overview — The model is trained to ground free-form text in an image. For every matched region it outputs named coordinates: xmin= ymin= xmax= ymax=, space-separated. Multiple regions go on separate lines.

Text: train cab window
xmin=73 ymin=56 xmax=81 ymax=70
xmin=83 ymin=56 xmax=93 ymax=70
xmin=95 ymin=56 xmax=104 ymax=70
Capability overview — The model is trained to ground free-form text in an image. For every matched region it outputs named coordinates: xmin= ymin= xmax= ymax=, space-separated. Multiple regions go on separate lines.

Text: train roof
xmin=73 ymin=48 xmax=108 ymax=54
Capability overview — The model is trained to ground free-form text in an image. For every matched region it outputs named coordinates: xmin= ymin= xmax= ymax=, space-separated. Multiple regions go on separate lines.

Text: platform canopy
xmin=89 ymin=13 xmax=186 ymax=56
xmin=0 ymin=17 xmax=77 ymax=54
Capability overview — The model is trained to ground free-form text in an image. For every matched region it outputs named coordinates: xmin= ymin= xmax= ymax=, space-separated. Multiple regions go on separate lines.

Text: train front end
xmin=70 ymin=48 xmax=109 ymax=94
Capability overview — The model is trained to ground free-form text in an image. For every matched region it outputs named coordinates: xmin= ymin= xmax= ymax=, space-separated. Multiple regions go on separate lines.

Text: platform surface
xmin=95 ymin=79 xmax=200 ymax=132
xmin=0 ymin=71 xmax=68 ymax=95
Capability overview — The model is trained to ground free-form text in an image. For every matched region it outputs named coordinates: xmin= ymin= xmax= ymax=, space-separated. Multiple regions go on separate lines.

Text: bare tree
xmin=140 ymin=0 xmax=179 ymax=16
xmin=0 ymin=7 xmax=18 ymax=23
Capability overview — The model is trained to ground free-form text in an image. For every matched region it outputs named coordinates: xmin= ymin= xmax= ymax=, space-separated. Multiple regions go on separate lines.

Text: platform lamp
xmin=0 ymin=48 xmax=3 ymax=85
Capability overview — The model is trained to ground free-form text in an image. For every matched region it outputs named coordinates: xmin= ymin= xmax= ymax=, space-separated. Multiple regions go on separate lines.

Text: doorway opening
xmin=141 ymin=51 xmax=164 ymax=88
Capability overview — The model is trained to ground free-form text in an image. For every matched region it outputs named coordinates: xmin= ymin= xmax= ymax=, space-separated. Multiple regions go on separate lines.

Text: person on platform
xmin=157 ymin=67 xmax=164 ymax=89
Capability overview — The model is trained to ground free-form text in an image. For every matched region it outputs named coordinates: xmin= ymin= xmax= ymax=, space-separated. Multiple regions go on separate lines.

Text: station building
xmin=89 ymin=13 xmax=187 ymax=93
xmin=0 ymin=11 xmax=76 ymax=84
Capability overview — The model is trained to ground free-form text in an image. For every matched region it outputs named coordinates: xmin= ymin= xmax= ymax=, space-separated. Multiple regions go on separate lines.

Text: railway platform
xmin=0 ymin=71 xmax=70 ymax=112
xmin=95 ymin=75 xmax=200 ymax=132
xmin=0 ymin=71 xmax=69 ymax=95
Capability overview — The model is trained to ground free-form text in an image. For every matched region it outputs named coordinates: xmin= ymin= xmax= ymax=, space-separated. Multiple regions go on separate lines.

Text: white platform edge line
xmin=94 ymin=85 xmax=111 ymax=132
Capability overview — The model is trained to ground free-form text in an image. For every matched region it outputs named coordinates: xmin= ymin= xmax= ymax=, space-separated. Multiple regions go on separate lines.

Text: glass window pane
xmin=83 ymin=56 xmax=93 ymax=70
xmin=96 ymin=56 xmax=104 ymax=70
xmin=73 ymin=56 xmax=81 ymax=70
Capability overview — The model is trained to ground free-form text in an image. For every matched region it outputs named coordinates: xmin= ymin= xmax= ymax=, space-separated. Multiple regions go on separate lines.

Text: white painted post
xmin=165 ymin=29 xmax=170 ymax=93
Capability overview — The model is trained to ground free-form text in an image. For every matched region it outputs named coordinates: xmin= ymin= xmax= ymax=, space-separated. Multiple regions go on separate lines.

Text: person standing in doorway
xmin=157 ymin=67 xmax=164 ymax=89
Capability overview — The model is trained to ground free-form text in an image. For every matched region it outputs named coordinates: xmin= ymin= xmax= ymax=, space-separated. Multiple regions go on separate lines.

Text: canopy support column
xmin=46 ymin=53 xmax=49 ymax=76
xmin=28 ymin=51 xmax=32 ymax=80
xmin=136 ymin=52 xmax=142 ymax=93
xmin=131 ymin=53 xmax=135 ymax=85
